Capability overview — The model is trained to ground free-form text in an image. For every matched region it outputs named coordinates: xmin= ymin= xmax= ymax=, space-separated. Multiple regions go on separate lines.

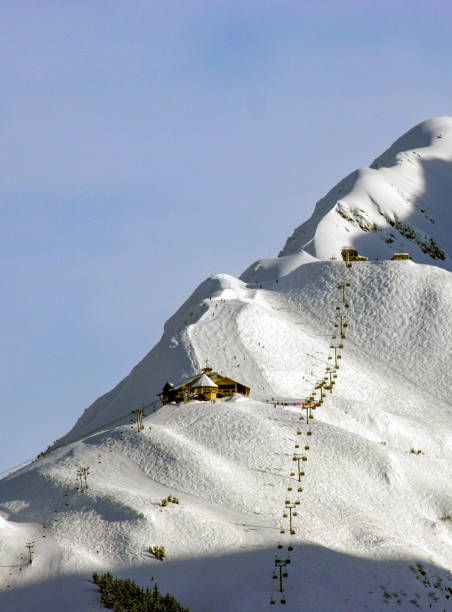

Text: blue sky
xmin=1 ymin=0 xmax=452 ymax=472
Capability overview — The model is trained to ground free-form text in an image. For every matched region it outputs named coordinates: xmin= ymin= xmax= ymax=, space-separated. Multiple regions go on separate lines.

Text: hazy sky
xmin=1 ymin=0 xmax=452 ymax=473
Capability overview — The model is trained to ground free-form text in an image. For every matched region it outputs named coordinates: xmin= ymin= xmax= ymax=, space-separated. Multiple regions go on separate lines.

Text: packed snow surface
xmin=1 ymin=118 xmax=452 ymax=611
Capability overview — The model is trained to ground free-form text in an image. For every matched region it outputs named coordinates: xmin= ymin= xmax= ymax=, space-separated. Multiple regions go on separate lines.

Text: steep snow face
xmin=280 ymin=117 xmax=452 ymax=270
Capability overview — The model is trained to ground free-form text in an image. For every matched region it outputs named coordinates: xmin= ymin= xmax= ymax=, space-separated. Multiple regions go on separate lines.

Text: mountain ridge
xmin=279 ymin=116 xmax=452 ymax=270
xmin=1 ymin=118 xmax=452 ymax=611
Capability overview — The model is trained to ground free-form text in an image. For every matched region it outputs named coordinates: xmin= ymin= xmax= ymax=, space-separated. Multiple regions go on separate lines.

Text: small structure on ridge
xmin=391 ymin=252 xmax=413 ymax=261
xmin=341 ymin=246 xmax=368 ymax=262
xmin=158 ymin=367 xmax=250 ymax=404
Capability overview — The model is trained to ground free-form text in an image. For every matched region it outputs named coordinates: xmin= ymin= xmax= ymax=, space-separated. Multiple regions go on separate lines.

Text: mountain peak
xmin=279 ymin=116 xmax=452 ymax=269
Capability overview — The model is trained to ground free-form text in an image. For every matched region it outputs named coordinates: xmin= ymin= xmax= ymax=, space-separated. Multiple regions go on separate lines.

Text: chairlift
xmin=283 ymin=513 xmax=288 ymax=518
xmin=293 ymin=511 xmax=298 ymax=517
xmin=305 ymin=445 xmax=310 ymax=450
xmin=297 ymin=430 xmax=302 ymax=435
xmin=337 ymin=355 xmax=342 ymax=359
xmin=283 ymin=571 xmax=288 ymax=577
xmin=300 ymin=471 xmax=305 ymax=476
xmin=338 ymin=343 xmax=343 ymax=349
xmin=287 ymin=487 xmax=293 ymax=491
xmin=272 ymin=573 xmax=277 ymax=580
xmin=270 ymin=599 xmax=276 ymax=605
xmin=286 ymin=558 xmax=291 ymax=565
xmin=280 ymin=529 xmax=285 ymax=534
xmin=292 ymin=457 xmax=297 ymax=462
xmin=277 ymin=544 xmax=283 ymax=549
xmin=295 ymin=500 xmax=300 ymax=504
xmin=336 ymin=306 xmax=340 ymax=310
xmin=343 ymin=322 xmax=348 ymax=328
xmin=281 ymin=598 xmax=286 ymax=604
xmin=295 ymin=443 xmax=299 ymax=448
xmin=290 ymin=529 xmax=296 ymax=535
xmin=344 ymin=303 xmax=349 ymax=308
xmin=290 ymin=471 xmax=295 ymax=477
xmin=307 ymin=430 xmax=312 ymax=436
xmin=288 ymin=545 xmax=293 ymax=551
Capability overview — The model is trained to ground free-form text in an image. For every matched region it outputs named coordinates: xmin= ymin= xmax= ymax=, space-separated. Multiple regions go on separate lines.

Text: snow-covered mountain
xmin=1 ymin=119 xmax=452 ymax=612
xmin=280 ymin=116 xmax=452 ymax=270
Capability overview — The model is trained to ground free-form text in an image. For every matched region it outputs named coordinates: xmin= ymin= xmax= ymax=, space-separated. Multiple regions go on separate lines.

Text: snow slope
xmin=280 ymin=116 xmax=452 ymax=270
xmin=1 ymin=260 xmax=451 ymax=611
xmin=1 ymin=118 xmax=452 ymax=611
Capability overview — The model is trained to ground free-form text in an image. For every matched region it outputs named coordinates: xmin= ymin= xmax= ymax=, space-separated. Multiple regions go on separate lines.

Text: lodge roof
xmin=191 ymin=374 xmax=218 ymax=388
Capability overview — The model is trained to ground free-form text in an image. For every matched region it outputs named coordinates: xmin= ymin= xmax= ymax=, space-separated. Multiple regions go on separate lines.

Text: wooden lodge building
xmin=158 ymin=367 xmax=250 ymax=404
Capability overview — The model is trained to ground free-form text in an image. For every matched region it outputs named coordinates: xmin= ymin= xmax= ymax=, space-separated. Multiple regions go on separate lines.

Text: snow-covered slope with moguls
xmin=1 ymin=118 xmax=452 ymax=611
xmin=280 ymin=116 xmax=452 ymax=270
